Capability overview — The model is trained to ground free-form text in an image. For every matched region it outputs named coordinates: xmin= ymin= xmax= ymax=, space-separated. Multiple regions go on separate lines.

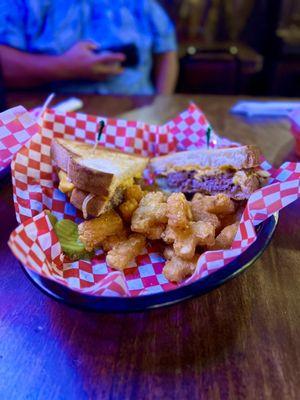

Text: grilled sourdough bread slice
xmin=51 ymin=138 xmax=149 ymax=218
xmin=150 ymin=145 xmax=265 ymax=200
xmin=150 ymin=145 xmax=261 ymax=173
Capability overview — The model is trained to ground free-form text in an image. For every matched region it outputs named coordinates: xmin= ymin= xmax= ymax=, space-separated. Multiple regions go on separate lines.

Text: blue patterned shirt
xmin=0 ymin=0 xmax=177 ymax=94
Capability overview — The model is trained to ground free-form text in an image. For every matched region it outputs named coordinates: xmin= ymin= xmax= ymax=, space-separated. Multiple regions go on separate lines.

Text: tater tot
xmin=174 ymin=221 xmax=215 ymax=260
xmin=172 ymin=228 xmax=197 ymax=260
xmin=191 ymin=221 xmax=215 ymax=246
xmin=167 ymin=192 xmax=192 ymax=230
xmin=192 ymin=193 xmax=235 ymax=215
xmin=131 ymin=192 xmax=168 ymax=240
xmin=146 ymin=224 xmax=166 ymax=240
xmin=119 ymin=198 xmax=139 ymax=222
xmin=219 ymin=203 xmax=245 ymax=230
xmin=106 ymin=234 xmax=146 ymax=271
xmin=161 ymin=225 xmax=176 ymax=244
xmin=124 ymin=184 xmax=144 ymax=202
xmin=101 ymin=230 xmax=128 ymax=252
xmin=208 ymin=222 xmax=239 ymax=250
xmin=163 ymin=246 xmax=175 ymax=260
xmin=191 ymin=208 xmax=220 ymax=230
xmin=162 ymin=221 xmax=215 ymax=260
xmin=78 ymin=210 xmax=123 ymax=252
xmin=163 ymin=254 xmax=200 ymax=283
xmin=219 ymin=214 xmax=237 ymax=230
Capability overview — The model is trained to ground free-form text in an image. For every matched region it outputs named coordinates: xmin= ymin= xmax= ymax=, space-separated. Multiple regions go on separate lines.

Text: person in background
xmin=0 ymin=0 xmax=178 ymax=95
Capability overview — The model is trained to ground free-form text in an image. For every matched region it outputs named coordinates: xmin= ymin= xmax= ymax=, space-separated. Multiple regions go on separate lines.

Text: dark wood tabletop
xmin=1 ymin=92 xmax=299 ymax=400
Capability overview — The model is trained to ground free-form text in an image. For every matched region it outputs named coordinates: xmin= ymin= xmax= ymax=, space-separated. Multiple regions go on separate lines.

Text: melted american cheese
xmin=58 ymin=170 xmax=75 ymax=193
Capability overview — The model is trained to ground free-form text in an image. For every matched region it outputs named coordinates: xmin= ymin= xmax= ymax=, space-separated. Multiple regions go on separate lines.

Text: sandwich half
xmin=150 ymin=145 xmax=267 ymax=200
xmin=51 ymin=138 xmax=149 ymax=218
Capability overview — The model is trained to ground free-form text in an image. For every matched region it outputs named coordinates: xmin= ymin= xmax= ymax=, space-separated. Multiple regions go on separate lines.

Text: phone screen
xmin=94 ymin=43 xmax=139 ymax=68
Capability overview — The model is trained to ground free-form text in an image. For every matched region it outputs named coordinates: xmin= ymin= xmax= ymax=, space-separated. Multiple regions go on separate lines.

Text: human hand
xmin=58 ymin=41 xmax=126 ymax=81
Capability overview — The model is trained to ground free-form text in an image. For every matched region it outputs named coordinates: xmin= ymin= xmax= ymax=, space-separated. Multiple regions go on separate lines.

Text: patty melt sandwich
xmin=51 ymin=138 xmax=149 ymax=218
xmin=150 ymin=145 xmax=268 ymax=200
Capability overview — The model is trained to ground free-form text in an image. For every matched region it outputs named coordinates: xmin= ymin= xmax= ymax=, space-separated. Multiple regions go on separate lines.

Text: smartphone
xmin=94 ymin=43 xmax=139 ymax=68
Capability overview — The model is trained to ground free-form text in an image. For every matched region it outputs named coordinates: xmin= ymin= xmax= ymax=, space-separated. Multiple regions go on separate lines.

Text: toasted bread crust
xmin=51 ymin=139 xmax=113 ymax=196
xmin=50 ymin=138 xmax=73 ymax=172
xmin=51 ymin=138 xmax=148 ymax=196
xmin=70 ymin=187 xmax=124 ymax=217
xmin=150 ymin=145 xmax=261 ymax=173
xmin=68 ymin=157 xmax=113 ymax=196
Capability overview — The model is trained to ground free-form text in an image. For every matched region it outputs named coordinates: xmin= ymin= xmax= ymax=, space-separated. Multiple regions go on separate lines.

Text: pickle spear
xmin=54 ymin=219 xmax=93 ymax=260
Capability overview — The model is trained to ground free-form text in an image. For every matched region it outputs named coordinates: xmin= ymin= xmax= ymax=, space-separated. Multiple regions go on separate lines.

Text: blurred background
xmin=0 ymin=0 xmax=299 ymax=104
xmin=163 ymin=0 xmax=300 ymax=96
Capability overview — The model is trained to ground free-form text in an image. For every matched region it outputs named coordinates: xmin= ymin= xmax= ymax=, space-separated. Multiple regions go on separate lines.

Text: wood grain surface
xmin=0 ymin=93 xmax=299 ymax=400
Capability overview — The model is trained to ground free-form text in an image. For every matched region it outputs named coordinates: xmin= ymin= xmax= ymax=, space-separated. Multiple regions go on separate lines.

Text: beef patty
xmin=166 ymin=170 xmax=238 ymax=194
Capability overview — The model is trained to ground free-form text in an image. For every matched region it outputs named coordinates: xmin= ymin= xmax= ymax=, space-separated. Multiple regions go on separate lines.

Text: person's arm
xmin=0 ymin=45 xmax=68 ymax=88
xmin=148 ymin=0 xmax=178 ymax=94
xmin=153 ymin=50 xmax=178 ymax=95
xmin=0 ymin=41 xmax=125 ymax=89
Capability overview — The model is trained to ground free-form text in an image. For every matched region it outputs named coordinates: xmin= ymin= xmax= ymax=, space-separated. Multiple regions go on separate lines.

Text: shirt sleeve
xmin=148 ymin=0 xmax=177 ymax=54
xmin=0 ymin=0 xmax=26 ymax=50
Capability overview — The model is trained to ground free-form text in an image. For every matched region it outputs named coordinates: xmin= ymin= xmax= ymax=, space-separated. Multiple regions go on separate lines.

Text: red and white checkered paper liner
xmin=0 ymin=106 xmax=39 ymax=172
xmin=5 ymin=103 xmax=300 ymax=297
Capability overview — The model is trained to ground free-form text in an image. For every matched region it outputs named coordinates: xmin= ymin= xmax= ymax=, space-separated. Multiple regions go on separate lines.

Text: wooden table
xmin=1 ymin=93 xmax=299 ymax=400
